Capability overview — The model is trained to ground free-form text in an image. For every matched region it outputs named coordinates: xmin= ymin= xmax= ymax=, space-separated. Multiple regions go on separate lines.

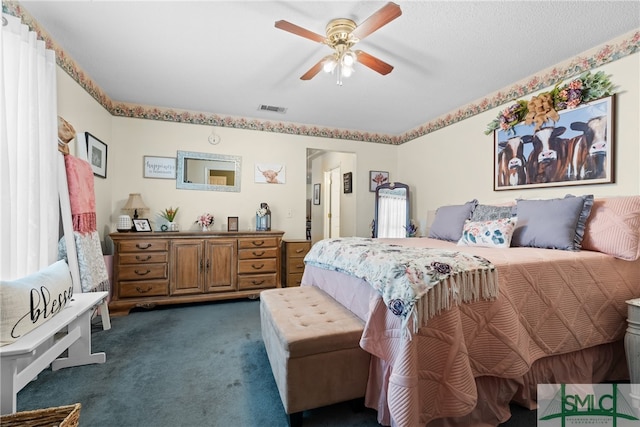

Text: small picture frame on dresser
xmin=228 ymin=217 xmax=239 ymax=232
xmin=133 ymin=218 xmax=152 ymax=232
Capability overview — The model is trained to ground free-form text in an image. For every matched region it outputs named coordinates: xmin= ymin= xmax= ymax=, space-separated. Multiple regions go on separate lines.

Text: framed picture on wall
xmin=343 ymin=172 xmax=352 ymax=194
xmin=86 ymin=132 xmax=107 ymax=179
xmin=143 ymin=156 xmax=176 ymax=179
xmin=494 ymin=95 xmax=615 ymax=191
xmin=369 ymin=171 xmax=389 ymax=192
xmin=313 ymin=183 xmax=321 ymax=205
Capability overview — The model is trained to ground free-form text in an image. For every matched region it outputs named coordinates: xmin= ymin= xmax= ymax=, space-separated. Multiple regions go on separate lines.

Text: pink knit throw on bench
xmin=64 ymin=155 xmax=97 ymax=234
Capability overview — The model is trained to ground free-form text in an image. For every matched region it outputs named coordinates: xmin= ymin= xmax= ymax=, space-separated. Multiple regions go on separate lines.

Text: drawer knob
xmin=251 ymin=280 xmax=265 ymax=286
xmin=252 ymin=240 xmax=265 ymax=247
xmin=135 ymin=269 xmax=151 ymax=276
xmin=136 ymin=243 xmax=152 ymax=250
xmin=136 ymin=255 xmax=152 ymax=261
xmin=252 ymin=251 xmax=265 ymax=257
xmin=135 ymin=286 xmax=152 ymax=294
xmin=251 ymin=263 xmax=265 ymax=270
xmin=295 ymin=248 xmax=305 ymax=254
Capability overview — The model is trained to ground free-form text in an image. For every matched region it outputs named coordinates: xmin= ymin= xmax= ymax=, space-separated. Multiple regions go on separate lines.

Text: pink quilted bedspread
xmin=301 ymin=238 xmax=640 ymax=426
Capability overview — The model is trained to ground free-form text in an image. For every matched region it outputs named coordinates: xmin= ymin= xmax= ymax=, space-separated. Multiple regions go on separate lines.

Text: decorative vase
xmin=168 ymin=222 xmax=179 ymax=232
xmin=117 ymin=215 xmax=132 ymax=232
xmin=202 ymin=225 xmax=209 ymax=232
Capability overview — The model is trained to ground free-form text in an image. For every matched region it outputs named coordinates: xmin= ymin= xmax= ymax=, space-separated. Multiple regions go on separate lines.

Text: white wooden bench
xmin=0 ymin=291 xmax=110 ymax=415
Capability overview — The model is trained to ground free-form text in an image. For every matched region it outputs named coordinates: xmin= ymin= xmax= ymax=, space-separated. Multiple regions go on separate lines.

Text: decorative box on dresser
xmin=109 ymin=230 xmax=283 ymax=315
xmin=282 ymin=239 xmax=312 ymax=287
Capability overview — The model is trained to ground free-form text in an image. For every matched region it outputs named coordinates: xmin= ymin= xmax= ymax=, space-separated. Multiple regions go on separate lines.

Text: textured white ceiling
xmin=15 ymin=1 xmax=640 ymax=137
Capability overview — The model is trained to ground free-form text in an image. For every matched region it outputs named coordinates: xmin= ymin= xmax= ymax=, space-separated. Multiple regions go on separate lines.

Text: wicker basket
xmin=0 ymin=403 xmax=81 ymax=427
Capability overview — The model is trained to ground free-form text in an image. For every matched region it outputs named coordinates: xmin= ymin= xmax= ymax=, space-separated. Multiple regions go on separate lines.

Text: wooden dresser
xmin=281 ymin=239 xmax=312 ymax=287
xmin=109 ymin=230 xmax=283 ymax=315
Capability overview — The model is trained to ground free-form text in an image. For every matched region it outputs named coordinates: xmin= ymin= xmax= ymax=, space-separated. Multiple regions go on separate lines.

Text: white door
xmin=323 ymin=168 xmax=341 ymax=238
xmin=329 ymin=167 xmax=341 ymax=237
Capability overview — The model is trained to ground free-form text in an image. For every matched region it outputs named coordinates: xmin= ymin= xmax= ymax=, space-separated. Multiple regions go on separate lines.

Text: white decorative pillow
xmin=457 ymin=217 xmax=518 ymax=249
xmin=0 ymin=260 xmax=73 ymax=347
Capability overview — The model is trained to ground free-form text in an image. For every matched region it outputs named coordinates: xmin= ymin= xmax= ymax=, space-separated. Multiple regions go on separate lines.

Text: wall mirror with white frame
xmin=176 ymin=150 xmax=241 ymax=192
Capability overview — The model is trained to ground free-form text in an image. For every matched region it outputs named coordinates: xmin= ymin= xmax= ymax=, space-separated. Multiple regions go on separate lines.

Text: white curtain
xmin=377 ymin=189 xmax=407 ymax=238
xmin=1 ymin=14 xmax=59 ymax=280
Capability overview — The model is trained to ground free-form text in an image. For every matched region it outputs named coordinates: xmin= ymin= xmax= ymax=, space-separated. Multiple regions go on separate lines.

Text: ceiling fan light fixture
xmin=341 ymin=64 xmax=354 ymax=78
xmin=341 ymin=50 xmax=357 ymax=67
xmin=322 ymin=55 xmax=337 ymax=73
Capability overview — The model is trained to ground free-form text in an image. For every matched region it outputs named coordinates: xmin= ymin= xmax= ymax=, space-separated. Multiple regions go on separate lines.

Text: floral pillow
xmin=457 ymin=217 xmax=518 ymax=249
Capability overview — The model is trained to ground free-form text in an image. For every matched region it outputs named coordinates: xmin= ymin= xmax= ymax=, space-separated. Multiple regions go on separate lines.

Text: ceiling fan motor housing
xmin=325 ymin=18 xmax=357 ymax=48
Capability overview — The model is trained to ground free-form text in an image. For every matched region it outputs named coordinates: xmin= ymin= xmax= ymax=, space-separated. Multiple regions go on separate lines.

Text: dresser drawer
xmin=287 ymin=242 xmax=311 ymax=258
xmin=118 ymin=240 xmax=169 ymax=253
xmin=286 ymin=273 xmax=303 ymax=287
xmin=238 ymin=237 xmax=278 ymax=250
xmin=237 ymin=273 xmax=277 ymax=290
xmin=286 ymin=257 xmax=306 ymax=274
xmin=119 ymin=252 xmax=168 ymax=264
xmin=118 ymin=263 xmax=168 ymax=281
xmin=238 ymin=258 xmax=277 ymax=274
xmin=238 ymin=247 xmax=278 ymax=260
xmin=119 ymin=280 xmax=168 ymax=298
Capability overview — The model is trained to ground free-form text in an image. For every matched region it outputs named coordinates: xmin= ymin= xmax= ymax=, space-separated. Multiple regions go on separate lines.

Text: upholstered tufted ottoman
xmin=260 ymin=286 xmax=370 ymax=427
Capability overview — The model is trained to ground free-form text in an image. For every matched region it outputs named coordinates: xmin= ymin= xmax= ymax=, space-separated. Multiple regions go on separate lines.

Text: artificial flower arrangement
xmin=160 ymin=206 xmax=179 ymax=222
xmin=195 ymin=213 xmax=214 ymax=227
xmin=404 ymin=219 xmax=418 ymax=238
xmin=256 ymin=207 xmax=268 ymax=217
xmin=484 ymin=71 xmax=615 ymax=135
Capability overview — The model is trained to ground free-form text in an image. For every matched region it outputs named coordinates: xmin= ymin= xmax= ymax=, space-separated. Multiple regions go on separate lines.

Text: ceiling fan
xmin=275 ymin=2 xmax=402 ymax=85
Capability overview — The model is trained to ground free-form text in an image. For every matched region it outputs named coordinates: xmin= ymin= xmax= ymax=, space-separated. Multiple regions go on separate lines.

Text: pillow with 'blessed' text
xmin=0 ymin=260 xmax=73 ymax=346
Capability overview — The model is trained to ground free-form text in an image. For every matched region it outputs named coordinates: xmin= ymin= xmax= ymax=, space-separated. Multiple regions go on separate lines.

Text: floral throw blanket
xmin=304 ymin=237 xmax=498 ymax=333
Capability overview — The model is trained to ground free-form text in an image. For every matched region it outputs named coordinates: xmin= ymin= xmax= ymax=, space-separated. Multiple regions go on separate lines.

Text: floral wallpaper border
xmin=5 ymin=2 xmax=639 ymax=145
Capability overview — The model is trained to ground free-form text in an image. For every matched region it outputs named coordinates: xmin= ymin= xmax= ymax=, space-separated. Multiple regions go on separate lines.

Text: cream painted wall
xmin=56 ymin=69 xmax=113 ymax=245
xmin=54 ymin=63 xmax=398 ymax=243
xmin=56 ymin=53 xmax=637 ymax=244
xmin=109 ymin=118 xmax=397 ymax=241
xmin=397 ymin=53 xmax=640 ymax=237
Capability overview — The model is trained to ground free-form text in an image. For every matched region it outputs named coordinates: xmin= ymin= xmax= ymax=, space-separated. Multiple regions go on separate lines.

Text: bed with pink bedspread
xmin=301 ymin=195 xmax=640 ymax=427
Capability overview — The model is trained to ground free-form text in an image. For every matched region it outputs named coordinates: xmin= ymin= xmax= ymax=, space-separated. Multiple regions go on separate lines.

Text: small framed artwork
xmin=143 ymin=156 xmax=176 ymax=179
xmin=228 ymin=217 xmax=239 ymax=232
xmin=86 ymin=132 xmax=107 ymax=179
xmin=133 ymin=218 xmax=152 ymax=232
xmin=343 ymin=172 xmax=352 ymax=194
xmin=313 ymin=183 xmax=321 ymax=205
xmin=255 ymin=163 xmax=286 ymax=184
xmin=370 ymin=171 xmax=389 ymax=192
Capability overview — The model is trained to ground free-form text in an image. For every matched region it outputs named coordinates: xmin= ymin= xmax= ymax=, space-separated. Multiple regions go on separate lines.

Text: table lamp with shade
xmin=122 ymin=193 xmax=149 ymax=231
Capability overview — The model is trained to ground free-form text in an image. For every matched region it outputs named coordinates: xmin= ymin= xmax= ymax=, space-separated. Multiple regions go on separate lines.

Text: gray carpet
xmin=16 ymin=299 xmax=536 ymax=426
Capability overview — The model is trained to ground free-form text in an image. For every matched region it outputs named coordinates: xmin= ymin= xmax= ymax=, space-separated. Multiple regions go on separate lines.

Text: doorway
xmin=307 ymin=149 xmax=356 ymax=242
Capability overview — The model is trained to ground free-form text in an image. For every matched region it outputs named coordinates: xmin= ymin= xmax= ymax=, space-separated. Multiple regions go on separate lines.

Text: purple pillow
xmin=511 ymin=195 xmax=592 ymax=250
xmin=428 ymin=199 xmax=478 ymax=242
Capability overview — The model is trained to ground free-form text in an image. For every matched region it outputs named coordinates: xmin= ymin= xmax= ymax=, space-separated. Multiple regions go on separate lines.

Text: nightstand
xmin=625 ymin=299 xmax=640 ymax=406
xmin=282 ymin=240 xmax=312 ymax=287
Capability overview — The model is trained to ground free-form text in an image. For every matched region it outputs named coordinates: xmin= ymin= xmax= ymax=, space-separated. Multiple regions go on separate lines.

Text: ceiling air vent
xmin=258 ymin=104 xmax=287 ymax=114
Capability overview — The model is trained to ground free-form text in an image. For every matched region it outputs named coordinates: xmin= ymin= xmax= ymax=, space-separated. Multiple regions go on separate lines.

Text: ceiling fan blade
xmin=275 ymin=20 xmax=326 ymax=43
xmin=300 ymin=59 xmax=324 ymax=80
xmin=355 ymin=50 xmax=394 ymax=75
xmin=351 ymin=2 xmax=402 ymax=41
